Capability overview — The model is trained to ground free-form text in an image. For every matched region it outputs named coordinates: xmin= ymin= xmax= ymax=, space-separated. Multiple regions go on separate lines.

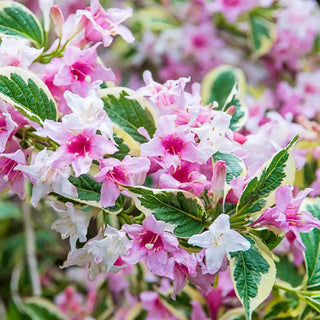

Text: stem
xmin=22 ymin=198 xmax=42 ymax=296
xmin=273 ymin=282 xmax=298 ymax=294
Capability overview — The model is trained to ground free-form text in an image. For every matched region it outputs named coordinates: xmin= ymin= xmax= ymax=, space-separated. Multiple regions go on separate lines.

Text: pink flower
xmin=53 ymin=44 xmax=115 ymax=95
xmin=141 ymin=115 xmax=207 ymax=170
xmin=41 ymin=120 xmax=117 ymax=177
xmin=0 ymin=111 xmax=18 ymax=153
xmin=0 ymin=147 xmax=27 ymax=199
xmin=310 ymin=169 xmax=320 ymax=197
xmin=78 ymin=0 xmax=134 ymax=47
xmin=140 ymin=291 xmax=177 ymax=320
xmin=209 ymin=0 xmax=256 ymax=23
xmin=94 ymin=155 xmax=150 ymax=207
xmin=252 ymin=185 xmax=320 ymax=233
xmin=122 ymin=215 xmax=180 ymax=279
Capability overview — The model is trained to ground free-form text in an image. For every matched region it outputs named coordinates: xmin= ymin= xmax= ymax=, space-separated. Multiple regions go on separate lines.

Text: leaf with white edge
xmin=101 ymin=87 xmax=157 ymax=144
xmin=229 ymin=236 xmax=276 ymax=320
xmin=0 ymin=1 xmax=44 ymax=47
xmin=124 ymin=186 xmax=206 ymax=237
xmin=232 ymin=136 xmax=298 ymax=220
xmin=305 ymin=296 xmax=320 ymax=314
xmin=201 ymin=65 xmax=248 ymax=131
xmin=132 ymin=7 xmax=178 ymax=33
xmin=22 ymin=297 xmax=66 ymax=320
xmin=249 ymin=11 xmax=276 ymax=58
xmin=213 ymin=152 xmax=245 ymax=183
xmin=0 ymin=67 xmax=57 ymax=124
xmin=264 ymin=298 xmax=301 ymax=320
xmin=301 ymin=198 xmax=320 ymax=289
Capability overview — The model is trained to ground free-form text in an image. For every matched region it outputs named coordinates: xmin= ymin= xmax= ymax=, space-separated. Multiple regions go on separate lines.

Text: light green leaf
xmin=249 ymin=12 xmax=276 ymax=58
xmin=213 ymin=152 xmax=245 ymax=183
xmin=305 ymin=296 xmax=320 ymax=314
xmin=232 ymin=136 xmax=298 ymax=220
xmin=124 ymin=186 xmax=206 ymax=237
xmin=132 ymin=7 xmax=178 ymax=33
xmin=23 ymin=297 xmax=66 ymax=320
xmin=0 ymin=201 xmax=21 ymax=220
xmin=0 ymin=67 xmax=57 ymax=124
xmin=201 ymin=65 xmax=248 ymax=131
xmin=229 ymin=236 xmax=276 ymax=320
xmin=101 ymin=87 xmax=157 ymax=144
xmin=264 ymin=298 xmax=301 ymax=319
xmin=0 ymin=1 xmax=44 ymax=47
xmin=301 ymin=198 xmax=320 ymax=289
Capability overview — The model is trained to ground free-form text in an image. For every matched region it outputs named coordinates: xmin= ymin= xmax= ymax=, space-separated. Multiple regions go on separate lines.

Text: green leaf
xmin=305 ymin=296 xmax=320 ymax=314
xmin=112 ymin=134 xmax=130 ymax=160
xmin=275 ymin=255 xmax=304 ymax=287
xmin=124 ymin=186 xmax=206 ymax=237
xmin=0 ymin=201 xmax=21 ymax=220
xmin=102 ymin=88 xmax=156 ymax=144
xmin=0 ymin=67 xmax=57 ymax=124
xmin=22 ymin=297 xmax=66 ymax=320
xmin=249 ymin=11 xmax=276 ymax=58
xmin=229 ymin=236 xmax=276 ymax=320
xmin=201 ymin=65 xmax=248 ymax=131
xmin=301 ymin=199 xmax=320 ymax=289
xmin=264 ymin=299 xmax=300 ymax=320
xmin=233 ymin=136 xmax=298 ymax=219
xmin=213 ymin=152 xmax=244 ymax=183
xmin=0 ymin=2 xmax=44 ymax=47
xmin=69 ymin=174 xmax=102 ymax=202
xmin=132 ymin=7 xmax=178 ymax=33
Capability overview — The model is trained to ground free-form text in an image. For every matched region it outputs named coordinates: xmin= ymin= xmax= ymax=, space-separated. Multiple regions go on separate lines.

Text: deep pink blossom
xmin=122 ymin=215 xmax=179 ymax=279
xmin=94 ymin=155 xmax=150 ymax=207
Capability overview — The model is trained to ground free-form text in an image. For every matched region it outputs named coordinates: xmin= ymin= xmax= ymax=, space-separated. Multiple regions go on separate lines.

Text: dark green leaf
xmin=102 ymin=91 xmax=156 ymax=144
xmin=249 ymin=12 xmax=276 ymax=57
xmin=276 ymin=255 xmax=304 ymax=287
xmin=112 ymin=134 xmax=130 ymax=160
xmin=213 ymin=152 xmax=243 ymax=183
xmin=0 ymin=70 xmax=57 ymax=124
xmin=301 ymin=200 xmax=320 ymax=288
xmin=201 ymin=65 xmax=247 ymax=131
xmin=229 ymin=236 xmax=276 ymax=319
xmin=265 ymin=299 xmax=299 ymax=320
xmin=234 ymin=136 xmax=298 ymax=218
xmin=0 ymin=3 xmax=44 ymax=47
xmin=69 ymin=174 xmax=101 ymax=202
xmin=124 ymin=186 xmax=206 ymax=237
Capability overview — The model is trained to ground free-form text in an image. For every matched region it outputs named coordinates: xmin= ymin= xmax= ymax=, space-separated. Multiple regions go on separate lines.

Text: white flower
xmin=15 ymin=149 xmax=77 ymax=207
xmin=62 ymin=226 xmax=131 ymax=280
xmin=188 ymin=214 xmax=250 ymax=274
xmin=51 ymin=202 xmax=93 ymax=251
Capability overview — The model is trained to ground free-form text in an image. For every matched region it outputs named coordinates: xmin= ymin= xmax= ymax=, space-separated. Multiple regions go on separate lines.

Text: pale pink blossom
xmin=15 ymin=149 xmax=77 ymax=207
xmin=0 ymin=111 xmax=18 ymax=153
xmin=51 ymin=202 xmax=94 ymax=251
xmin=63 ymin=226 xmax=131 ymax=280
xmin=78 ymin=1 xmax=134 ymax=47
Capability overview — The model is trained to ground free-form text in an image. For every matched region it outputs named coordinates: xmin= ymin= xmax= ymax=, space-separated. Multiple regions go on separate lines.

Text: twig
xmin=22 ymin=200 xmax=42 ymax=296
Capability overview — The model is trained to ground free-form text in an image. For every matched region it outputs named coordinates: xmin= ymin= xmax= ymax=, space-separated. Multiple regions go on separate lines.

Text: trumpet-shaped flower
xmin=0 ymin=147 xmax=27 ymax=199
xmin=62 ymin=226 xmax=131 ymax=280
xmin=94 ymin=155 xmax=150 ymax=207
xmin=41 ymin=120 xmax=117 ymax=177
xmin=122 ymin=215 xmax=179 ymax=279
xmin=188 ymin=214 xmax=250 ymax=274
xmin=15 ymin=149 xmax=77 ymax=207
xmin=78 ymin=1 xmax=134 ymax=47
xmin=51 ymin=202 xmax=94 ymax=251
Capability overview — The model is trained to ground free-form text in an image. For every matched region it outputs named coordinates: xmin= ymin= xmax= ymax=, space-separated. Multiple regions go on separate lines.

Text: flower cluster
xmin=1 ymin=0 xmax=320 ymax=319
